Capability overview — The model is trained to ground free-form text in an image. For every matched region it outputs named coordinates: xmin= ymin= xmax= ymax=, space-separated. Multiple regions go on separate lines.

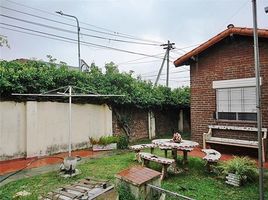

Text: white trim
xmin=213 ymin=77 xmax=262 ymax=89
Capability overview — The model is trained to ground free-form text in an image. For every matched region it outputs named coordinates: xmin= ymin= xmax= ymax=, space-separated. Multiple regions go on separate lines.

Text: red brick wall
xmin=112 ymin=107 xmax=148 ymax=141
xmin=190 ymin=36 xmax=268 ymax=144
xmin=154 ymin=109 xmax=180 ymax=137
xmin=112 ymin=107 xmax=187 ymax=141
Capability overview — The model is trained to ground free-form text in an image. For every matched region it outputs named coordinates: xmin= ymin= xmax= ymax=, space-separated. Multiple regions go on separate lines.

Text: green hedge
xmin=0 ymin=60 xmax=190 ymax=108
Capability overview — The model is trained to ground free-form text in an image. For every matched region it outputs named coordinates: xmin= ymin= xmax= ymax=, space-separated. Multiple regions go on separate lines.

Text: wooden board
xmin=41 ymin=178 xmax=114 ymax=200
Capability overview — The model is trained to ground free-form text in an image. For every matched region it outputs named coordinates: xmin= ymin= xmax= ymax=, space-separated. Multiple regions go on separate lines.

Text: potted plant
xmin=218 ymin=156 xmax=258 ymax=186
xmin=89 ymin=136 xmax=119 ymax=151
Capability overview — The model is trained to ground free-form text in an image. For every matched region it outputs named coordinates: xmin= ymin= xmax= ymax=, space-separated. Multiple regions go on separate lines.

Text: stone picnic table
xmin=152 ymin=139 xmax=199 ymax=164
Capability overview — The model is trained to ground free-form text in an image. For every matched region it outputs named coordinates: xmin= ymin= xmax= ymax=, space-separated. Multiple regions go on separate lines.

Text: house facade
xmin=174 ymin=26 xmax=268 ymax=155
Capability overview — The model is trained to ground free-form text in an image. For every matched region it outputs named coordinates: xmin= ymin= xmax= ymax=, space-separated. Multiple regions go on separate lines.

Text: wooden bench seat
xmin=203 ymin=125 xmax=267 ymax=161
xmin=206 ymin=137 xmax=258 ymax=148
xmin=138 ymin=152 xmax=175 ymax=180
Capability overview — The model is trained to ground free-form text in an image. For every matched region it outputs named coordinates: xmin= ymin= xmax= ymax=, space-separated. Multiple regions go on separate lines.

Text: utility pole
xmin=252 ymin=1 xmax=263 ymax=200
xmin=155 ymin=40 xmax=175 ymax=87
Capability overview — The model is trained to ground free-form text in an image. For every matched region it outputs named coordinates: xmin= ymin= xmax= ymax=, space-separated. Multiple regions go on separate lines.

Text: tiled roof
xmin=174 ymin=26 xmax=268 ymax=67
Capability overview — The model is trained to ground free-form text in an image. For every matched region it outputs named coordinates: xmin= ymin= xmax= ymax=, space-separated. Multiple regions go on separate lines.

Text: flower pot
xmin=92 ymin=143 xmax=117 ymax=151
xmin=225 ymin=173 xmax=242 ymax=187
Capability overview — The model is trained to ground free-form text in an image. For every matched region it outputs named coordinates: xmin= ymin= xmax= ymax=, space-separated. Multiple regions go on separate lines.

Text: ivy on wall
xmin=0 ymin=60 xmax=190 ymax=108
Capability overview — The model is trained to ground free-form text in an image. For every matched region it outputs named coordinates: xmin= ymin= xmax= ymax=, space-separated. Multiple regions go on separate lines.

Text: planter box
xmin=225 ymin=173 xmax=241 ymax=187
xmin=92 ymin=143 xmax=117 ymax=151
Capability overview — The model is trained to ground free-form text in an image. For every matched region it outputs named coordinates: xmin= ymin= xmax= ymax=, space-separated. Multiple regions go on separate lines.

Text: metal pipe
xmin=147 ymin=184 xmax=194 ymax=200
xmin=252 ymin=1 xmax=264 ymax=199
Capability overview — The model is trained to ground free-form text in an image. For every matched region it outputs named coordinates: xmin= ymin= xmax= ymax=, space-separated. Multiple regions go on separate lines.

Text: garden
xmin=0 ymin=60 xmax=267 ymax=199
xmin=1 ymin=140 xmax=267 ymax=200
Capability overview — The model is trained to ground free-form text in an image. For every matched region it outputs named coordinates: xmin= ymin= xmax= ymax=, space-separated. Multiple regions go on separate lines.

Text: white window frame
xmin=213 ymin=77 xmax=260 ymax=121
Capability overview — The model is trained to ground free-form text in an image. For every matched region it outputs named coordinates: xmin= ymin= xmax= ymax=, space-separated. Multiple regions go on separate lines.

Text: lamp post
xmin=56 ymin=11 xmax=81 ymax=71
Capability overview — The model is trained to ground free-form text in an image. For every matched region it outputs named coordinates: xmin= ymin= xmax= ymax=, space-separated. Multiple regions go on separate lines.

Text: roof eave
xmin=174 ymin=27 xmax=268 ymax=67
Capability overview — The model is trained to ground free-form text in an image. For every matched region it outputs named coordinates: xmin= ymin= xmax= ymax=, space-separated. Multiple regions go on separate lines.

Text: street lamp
xmin=56 ymin=11 xmax=81 ymax=71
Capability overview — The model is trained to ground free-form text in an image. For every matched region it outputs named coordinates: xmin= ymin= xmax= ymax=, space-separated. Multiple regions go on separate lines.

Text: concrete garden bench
xmin=129 ymin=144 xmax=157 ymax=161
xmin=202 ymin=149 xmax=221 ymax=172
xmin=138 ymin=152 xmax=175 ymax=180
xmin=203 ymin=125 xmax=267 ymax=162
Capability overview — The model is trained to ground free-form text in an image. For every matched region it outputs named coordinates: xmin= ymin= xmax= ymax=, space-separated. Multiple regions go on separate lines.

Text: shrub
xmin=117 ymin=134 xmax=129 ymax=149
xmin=98 ymin=135 xmax=118 ymax=145
xmin=218 ymin=156 xmax=258 ymax=183
xmin=117 ymin=182 xmax=137 ymax=200
xmin=89 ymin=135 xmax=118 ymax=145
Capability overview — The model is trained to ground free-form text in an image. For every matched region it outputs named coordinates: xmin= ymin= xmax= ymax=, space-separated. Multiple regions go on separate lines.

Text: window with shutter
xmin=213 ymin=78 xmax=258 ymax=121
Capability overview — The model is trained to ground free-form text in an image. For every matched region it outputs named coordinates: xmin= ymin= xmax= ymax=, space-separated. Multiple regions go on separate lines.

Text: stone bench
xmin=203 ymin=125 xmax=267 ymax=162
xmin=129 ymin=144 xmax=156 ymax=161
xmin=138 ymin=152 xmax=175 ymax=180
xmin=202 ymin=149 xmax=221 ymax=172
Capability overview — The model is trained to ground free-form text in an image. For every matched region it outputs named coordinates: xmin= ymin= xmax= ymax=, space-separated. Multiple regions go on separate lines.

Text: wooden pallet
xmin=41 ymin=177 xmax=114 ymax=200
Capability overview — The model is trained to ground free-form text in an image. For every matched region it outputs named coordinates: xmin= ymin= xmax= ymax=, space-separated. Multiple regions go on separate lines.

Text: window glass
xmin=243 ymin=87 xmax=256 ymax=112
xmin=216 ymin=86 xmax=256 ymax=121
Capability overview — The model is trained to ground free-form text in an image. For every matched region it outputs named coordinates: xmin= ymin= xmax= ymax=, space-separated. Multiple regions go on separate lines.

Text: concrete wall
xmin=0 ymin=102 xmax=26 ymax=160
xmin=0 ymin=101 xmax=112 ymax=160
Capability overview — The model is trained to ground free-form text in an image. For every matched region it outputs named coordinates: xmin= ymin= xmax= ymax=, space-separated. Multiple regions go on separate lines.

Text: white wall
xmin=0 ymin=101 xmax=112 ymax=160
xmin=0 ymin=102 xmax=26 ymax=160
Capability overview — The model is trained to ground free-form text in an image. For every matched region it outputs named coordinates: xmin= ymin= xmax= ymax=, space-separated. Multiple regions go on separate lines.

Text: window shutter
xmin=230 ymin=88 xmax=242 ymax=112
xmin=217 ymin=89 xmax=229 ymax=112
xmin=243 ymin=87 xmax=256 ymax=112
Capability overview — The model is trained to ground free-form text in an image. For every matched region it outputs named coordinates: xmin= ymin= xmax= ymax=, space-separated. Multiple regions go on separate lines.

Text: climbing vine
xmin=0 ymin=60 xmax=190 ymax=108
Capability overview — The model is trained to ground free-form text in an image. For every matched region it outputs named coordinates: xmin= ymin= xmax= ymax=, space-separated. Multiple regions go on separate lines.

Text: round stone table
xmin=152 ymin=139 xmax=199 ymax=164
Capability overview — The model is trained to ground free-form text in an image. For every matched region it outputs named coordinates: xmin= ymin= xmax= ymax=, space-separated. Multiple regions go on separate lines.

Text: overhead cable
xmin=5 ymin=0 xmax=163 ymax=44
xmin=0 ymin=22 xmax=165 ymax=59
xmin=0 ymin=13 xmax=160 ymax=46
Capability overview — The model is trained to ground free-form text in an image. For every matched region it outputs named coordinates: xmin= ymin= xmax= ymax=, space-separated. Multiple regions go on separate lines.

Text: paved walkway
xmin=0 ymin=150 xmax=104 ymax=176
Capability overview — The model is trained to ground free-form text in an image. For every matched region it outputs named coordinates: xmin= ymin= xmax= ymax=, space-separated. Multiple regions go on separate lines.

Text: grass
xmin=0 ymin=148 xmax=267 ymax=200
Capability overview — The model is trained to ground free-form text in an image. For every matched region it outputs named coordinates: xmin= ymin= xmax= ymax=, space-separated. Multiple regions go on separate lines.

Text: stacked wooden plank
xmin=41 ymin=178 xmax=114 ymax=200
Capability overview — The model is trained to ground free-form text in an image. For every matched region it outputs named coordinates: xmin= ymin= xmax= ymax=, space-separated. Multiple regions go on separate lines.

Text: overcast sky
xmin=1 ymin=0 xmax=267 ymax=88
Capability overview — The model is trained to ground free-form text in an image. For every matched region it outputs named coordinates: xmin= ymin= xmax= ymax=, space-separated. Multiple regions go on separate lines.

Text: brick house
xmin=173 ymin=25 xmax=268 ymax=157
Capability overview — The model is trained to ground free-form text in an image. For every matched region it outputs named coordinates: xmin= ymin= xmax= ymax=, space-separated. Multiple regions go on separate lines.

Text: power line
xmin=4 ymin=0 xmax=163 ymax=44
xmin=117 ymin=53 xmax=164 ymax=65
xmin=0 ymin=22 xmax=165 ymax=59
xmin=139 ymin=66 xmax=188 ymax=76
xmin=142 ymin=73 xmax=190 ymax=78
xmin=0 ymin=13 xmax=160 ymax=46
xmin=118 ymin=59 xmax=161 ymax=65
xmin=0 ymin=26 xmax=101 ymax=50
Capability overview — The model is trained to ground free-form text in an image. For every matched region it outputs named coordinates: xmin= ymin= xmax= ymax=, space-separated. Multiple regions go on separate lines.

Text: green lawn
xmin=0 ymin=149 xmax=267 ymax=200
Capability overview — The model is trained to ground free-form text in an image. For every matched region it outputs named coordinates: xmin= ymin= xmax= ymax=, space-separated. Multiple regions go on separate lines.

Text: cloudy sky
xmin=1 ymin=0 xmax=267 ymax=88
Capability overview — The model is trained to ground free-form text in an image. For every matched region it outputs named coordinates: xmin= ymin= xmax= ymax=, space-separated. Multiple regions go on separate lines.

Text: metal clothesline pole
xmin=68 ymin=86 xmax=72 ymax=157
xmin=12 ymin=86 xmax=124 ymax=158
